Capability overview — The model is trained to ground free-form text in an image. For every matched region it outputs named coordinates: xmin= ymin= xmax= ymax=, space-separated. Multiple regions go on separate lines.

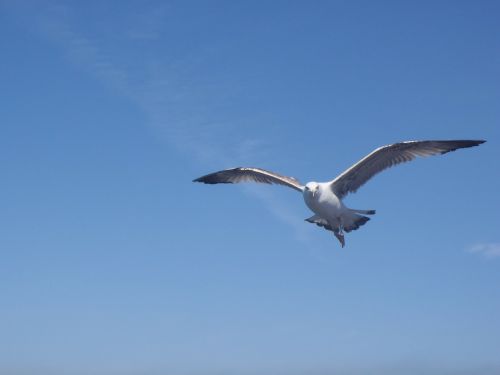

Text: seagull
xmin=193 ymin=140 xmax=485 ymax=247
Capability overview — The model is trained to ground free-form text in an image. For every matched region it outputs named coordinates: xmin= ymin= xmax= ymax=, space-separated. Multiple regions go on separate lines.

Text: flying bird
xmin=193 ymin=140 xmax=485 ymax=247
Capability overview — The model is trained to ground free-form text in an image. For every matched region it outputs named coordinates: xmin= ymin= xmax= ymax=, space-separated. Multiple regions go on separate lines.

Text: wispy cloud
xmin=2 ymin=2 xmax=310 ymax=240
xmin=467 ymin=243 xmax=500 ymax=259
xmin=24 ymin=4 xmax=258 ymax=165
xmin=126 ymin=4 xmax=169 ymax=41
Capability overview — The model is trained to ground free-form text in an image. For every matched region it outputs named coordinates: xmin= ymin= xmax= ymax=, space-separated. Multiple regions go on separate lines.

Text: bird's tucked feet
xmin=334 ymin=230 xmax=345 ymax=248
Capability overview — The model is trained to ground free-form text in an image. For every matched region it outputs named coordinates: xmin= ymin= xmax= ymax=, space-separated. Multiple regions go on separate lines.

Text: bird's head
xmin=305 ymin=182 xmax=320 ymax=198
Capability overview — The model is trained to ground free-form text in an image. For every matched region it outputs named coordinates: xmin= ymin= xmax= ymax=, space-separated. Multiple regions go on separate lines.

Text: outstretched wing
xmin=329 ymin=140 xmax=485 ymax=199
xmin=193 ymin=167 xmax=304 ymax=192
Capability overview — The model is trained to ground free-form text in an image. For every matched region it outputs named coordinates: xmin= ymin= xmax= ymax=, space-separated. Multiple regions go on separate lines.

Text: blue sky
xmin=1 ymin=1 xmax=499 ymax=374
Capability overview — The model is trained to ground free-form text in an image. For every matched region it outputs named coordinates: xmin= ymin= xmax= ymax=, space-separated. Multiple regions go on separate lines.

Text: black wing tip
xmin=193 ymin=174 xmax=216 ymax=184
xmin=193 ymin=175 xmax=208 ymax=183
xmin=193 ymin=168 xmax=243 ymax=184
xmin=193 ymin=176 xmax=233 ymax=184
xmin=458 ymin=139 xmax=486 ymax=145
xmin=439 ymin=139 xmax=486 ymax=154
xmin=400 ymin=139 xmax=486 ymax=145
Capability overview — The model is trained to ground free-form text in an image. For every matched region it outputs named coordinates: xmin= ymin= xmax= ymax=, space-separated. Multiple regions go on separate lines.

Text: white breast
xmin=303 ymin=184 xmax=345 ymax=218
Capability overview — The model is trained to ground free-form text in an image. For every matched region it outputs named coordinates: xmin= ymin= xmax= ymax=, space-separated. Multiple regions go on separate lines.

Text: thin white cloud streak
xmin=241 ymin=185 xmax=312 ymax=242
xmin=27 ymin=4 xmax=260 ymax=166
xmin=4 ymin=2 xmax=311 ymax=242
xmin=467 ymin=243 xmax=500 ymax=259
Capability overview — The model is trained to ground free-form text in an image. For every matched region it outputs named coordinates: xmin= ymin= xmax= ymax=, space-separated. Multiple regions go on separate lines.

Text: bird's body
xmin=303 ymin=183 xmax=340 ymax=214
xmin=303 ymin=183 xmax=346 ymax=246
xmin=302 ymin=182 xmax=374 ymax=246
xmin=194 ymin=140 xmax=485 ymax=247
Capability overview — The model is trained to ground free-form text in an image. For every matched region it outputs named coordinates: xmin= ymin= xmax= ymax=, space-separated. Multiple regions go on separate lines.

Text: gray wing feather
xmin=329 ymin=140 xmax=485 ymax=199
xmin=305 ymin=216 xmax=334 ymax=232
xmin=193 ymin=167 xmax=304 ymax=192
